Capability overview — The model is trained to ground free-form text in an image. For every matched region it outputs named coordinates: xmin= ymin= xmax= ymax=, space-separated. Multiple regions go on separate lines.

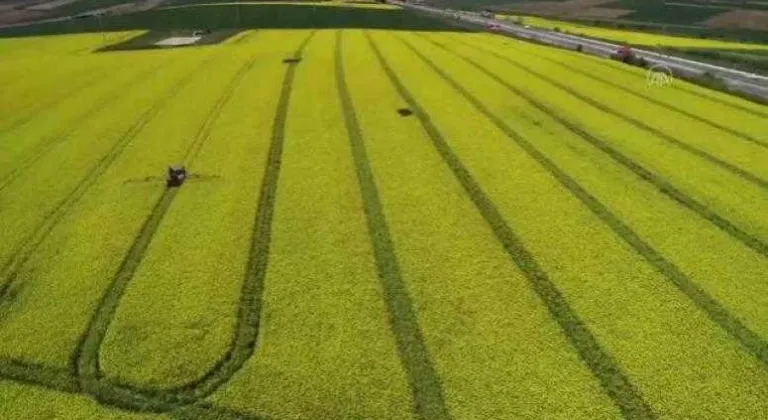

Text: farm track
xmin=453 ymin=38 xmax=768 ymax=192
xmin=0 ymin=53 xmax=218 ymax=300
xmin=335 ymin=31 xmax=451 ymax=420
xmin=0 ymin=65 xmax=108 ymax=137
xmin=366 ymin=31 xmax=656 ymax=420
xmin=513 ymin=48 xmax=768 ymax=150
xmin=72 ymin=31 xmax=315 ymax=413
xmin=400 ymin=34 xmax=768 ymax=367
xmin=0 ymin=356 xmax=260 ymax=420
xmin=420 ymin=36 xmax=768 ymax=260
xmin=0 ymin=63 xmax=167 ymax=194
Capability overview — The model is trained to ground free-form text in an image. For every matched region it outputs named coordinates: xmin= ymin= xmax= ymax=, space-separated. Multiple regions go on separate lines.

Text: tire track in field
xmin=544 ymin=50 xmax=768 ymax=121
xmin=420 ymin=36 xmax=768 ymax=260
xmin=0 ymin=358 xmax=262 ymax=420
xmin=0 ymin=63 xmax=167 ymax=194
xmin=504 ymin=47 xmax=768 ymax=150
xmin=366 ymin=31 xmax=656 ymax=420
xmin=452 ymin=38 xmax=768 ymax=192
xmin=400 ymin=35 xmax=768 ymax=367
xmin=0 ymin=54 xmax=218 ymax=301
xmin=335 ymin=31 xmax=451 ymax=420
xmin=0 ymin=65 xmax=107 ymax=137
xmin=71 ymin=32 xmax=315 ymax=412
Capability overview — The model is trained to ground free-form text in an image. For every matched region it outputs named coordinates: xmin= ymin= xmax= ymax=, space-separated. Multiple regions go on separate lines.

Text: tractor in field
xmin=167 ymin=166 xmax=187 ymax=188
xmin=610 ymin=46 xmax=648 ymax=68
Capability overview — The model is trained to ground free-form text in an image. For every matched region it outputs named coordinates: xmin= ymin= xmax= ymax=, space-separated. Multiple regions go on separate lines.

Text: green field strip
xmin=377 ymin=31 xmax=768 ymax=419
xmin=0 ymin=63 xmax=115 ymax=137
xmin=0 ymin=50 xmax=222 ymax=365
xmin=209 ymin=29 xmax=414 ymax=420
xmin=404 ymin=33 xmax=768 ymax=365
xmin=0 ymin=52 xmax=218 ymax=299
xmin=503 ymin=44 xmax=768 ymax=150
xmin=70 ymin=32 xmax=317 ymax=412
xmin=454 ymin=40 xmax=768 ymax=191
xmin=367 ymin=31 xmax=655 ymax=420
xmin=503 ymin=43 xmax=768 ymax=150
xmin=424 ymin=36 xmax=768 ymax=256
xmin=341 ymin=29 xmax=621 ymax=420
xmin=336 ymin=30 xmax=450 ymax=420
xmin=476 ymin=33 xmax=768 ymax=121
xmin=0 ymin=60 xmax=168 ymax=194
xmin=94 ymin=31 xmax=305 ymax=392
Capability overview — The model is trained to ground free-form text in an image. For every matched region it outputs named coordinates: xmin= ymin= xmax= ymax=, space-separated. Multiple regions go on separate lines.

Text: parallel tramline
xmin=0 ymin=17 xmax=766 ymax=420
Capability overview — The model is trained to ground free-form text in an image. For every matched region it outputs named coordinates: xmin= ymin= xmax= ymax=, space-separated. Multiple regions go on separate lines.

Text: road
xmin=393 ymin=1 xmax=768 ymax=100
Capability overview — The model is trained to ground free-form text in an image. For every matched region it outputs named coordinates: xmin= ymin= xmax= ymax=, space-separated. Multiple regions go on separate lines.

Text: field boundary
xmin=0 ymin=62 xmax=168 ymax=194
xmin=405 ymin=33 xmax=768 ymax=367
xmin=366 ymin=30 xmax=657 ymax=420
xmin=512 ymin=46 xmax=768 ymax=150
xmin=455 ymin=38 xmax=768 ymax=191
xmin=335 ymin=30 xmax=451 ymax=420
xmin=422 ymin=36 xmax=768 ymax=260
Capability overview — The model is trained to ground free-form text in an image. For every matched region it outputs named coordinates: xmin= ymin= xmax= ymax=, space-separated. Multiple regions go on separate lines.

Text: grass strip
xmin=401 ymin=34 xmax=768 ymax=367
xmin=72 ymin=32 xmax=314 ymax=412
xmin=454 ymin=38 xmax=768 ymax=191
xmin=0 ymin=63 xmax=166 ymax=194
xmin=420 ymin=36 xmax=768 ymax=259
xmin=0 ymin=54 xmax=217 ymax=300
xmin=366 ymin=31 xmax=656 ymax=420
xmin=335 ymin=30 xmax=450 ymax=420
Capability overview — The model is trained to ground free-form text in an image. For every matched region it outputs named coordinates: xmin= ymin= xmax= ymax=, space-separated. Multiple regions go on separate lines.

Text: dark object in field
xmin=167 ymin=166 xmax=187 ymax=188
xmin=575 ymin=44 xmax=583 ymax=52
xmin=397 ymin=108 xmax=413 ymax=117
xmin=283 ymin=57 xmax=302 ymax=64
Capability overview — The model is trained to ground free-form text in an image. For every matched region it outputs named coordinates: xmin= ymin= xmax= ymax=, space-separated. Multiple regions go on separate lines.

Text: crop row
xmin=0 ymin=27 xmax=766 ymax=419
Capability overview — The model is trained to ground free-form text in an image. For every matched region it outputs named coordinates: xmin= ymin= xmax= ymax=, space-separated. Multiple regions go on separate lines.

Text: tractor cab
xmin=167 ymin=166 xmax=187 ymax=188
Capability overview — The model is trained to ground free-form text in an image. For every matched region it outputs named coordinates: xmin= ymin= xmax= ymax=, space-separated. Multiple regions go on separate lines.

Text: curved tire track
xmin=71 ymin=32 xmax=315 ymax=413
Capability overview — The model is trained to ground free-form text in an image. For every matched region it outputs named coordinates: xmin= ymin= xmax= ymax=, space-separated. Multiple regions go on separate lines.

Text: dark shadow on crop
xmin=0 ymin=4 xmax=473 ymax=38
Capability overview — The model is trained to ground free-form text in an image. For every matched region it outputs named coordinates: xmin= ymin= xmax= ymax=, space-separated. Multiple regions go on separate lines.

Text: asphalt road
xmin=393 ymin=1 xmax=768 ymax=100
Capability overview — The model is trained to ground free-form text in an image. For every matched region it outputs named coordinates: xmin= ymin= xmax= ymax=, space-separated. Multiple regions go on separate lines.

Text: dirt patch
xmin=704 ymin=9 xmax=768 ymax=30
